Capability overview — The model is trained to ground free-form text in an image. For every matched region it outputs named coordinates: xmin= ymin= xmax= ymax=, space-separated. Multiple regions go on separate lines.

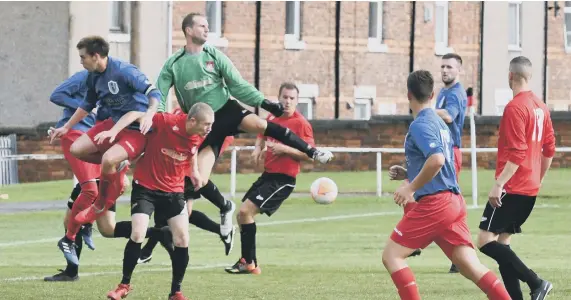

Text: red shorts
xmin=391 ymin=192 xmax=474 ymax=259
xmin=86 ymin=118 xmax=147 ymax=161
xmin=61 ymin=130 xmax=101 ymax=184
xmin=453 ymin=146 xmax=462 ymax=180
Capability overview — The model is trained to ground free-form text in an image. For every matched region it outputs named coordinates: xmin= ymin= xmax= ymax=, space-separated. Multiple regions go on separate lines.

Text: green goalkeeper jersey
xmin=156 ymin=45 xmax=264 ymax=113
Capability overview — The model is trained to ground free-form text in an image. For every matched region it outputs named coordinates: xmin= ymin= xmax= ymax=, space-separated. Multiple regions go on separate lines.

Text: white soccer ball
xmin=310 ymin=177 xmax=338 ymax=204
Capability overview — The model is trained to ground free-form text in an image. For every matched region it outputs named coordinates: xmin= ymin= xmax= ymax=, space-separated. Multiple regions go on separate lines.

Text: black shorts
xmin=130 ymin=182 xmax=187 ymax=222
xmin=183 ymin=176 xmax=201 ymax=201
xmin=478 ymin=192 xmax=536 ymax=234
xmin=242 ymin=172 xmax=296 ymax=216
xmin=198 ymin=99 xmax=252 ymax=159
xmin=67 ymin=180 xmax=116 ymax=212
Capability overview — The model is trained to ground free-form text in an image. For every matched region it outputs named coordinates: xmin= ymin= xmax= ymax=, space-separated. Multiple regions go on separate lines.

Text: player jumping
xmin=477 ymin=56 xmax=555 ymax=300
xmin=154 ymin=12 xmax=333 ymax=244
xmin=107 ymin=103 xmax=214 ymax=300
xmin=382 ymin=70 xmax=511 ymax=300
xmin=49 ymin=36 xmax=161 ymax=266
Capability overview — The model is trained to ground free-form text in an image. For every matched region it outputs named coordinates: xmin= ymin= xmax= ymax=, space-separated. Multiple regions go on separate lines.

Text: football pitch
xmin=0 ymin=169 xmax=569 ymax=299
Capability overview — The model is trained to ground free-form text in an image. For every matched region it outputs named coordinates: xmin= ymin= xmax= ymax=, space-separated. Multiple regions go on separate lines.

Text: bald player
xmin=477 ymin=56 xmax=555 ymax=300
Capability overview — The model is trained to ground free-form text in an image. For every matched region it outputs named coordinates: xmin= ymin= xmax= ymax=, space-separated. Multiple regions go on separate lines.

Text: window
xmin=110 ymin=1 xmax=126 ymax=33
xmin=285 ymin=1 xmax=305 ymax=50
xmin=434 ymin=1 xmax=449 ymax=55
xmin=206 ymin=1 xmax=222 ymax=38
xmin=368 ymin=1 xmax=388 ymax=52
xmin=508 ymin=1 xmax=522 ymax=51
xmin=354 ymin=99 xmax=372 ymax=120
xmin=564 ymin=2 xmax=571 ymax=51
xmin=297 ymin=98 xmax=313 ymax=120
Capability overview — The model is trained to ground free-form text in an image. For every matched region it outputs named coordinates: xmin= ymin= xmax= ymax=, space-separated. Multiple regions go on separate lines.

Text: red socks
xmin=477 ymin=271 xmax=512 ymax=300
xmin=66 ymin=181 xmax=98 ymax=240
xmin=390 ymin=267 xmax=421 ymax=300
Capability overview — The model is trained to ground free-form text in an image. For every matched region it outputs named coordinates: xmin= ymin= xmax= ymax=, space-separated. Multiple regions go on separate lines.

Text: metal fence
xmin=0 ymin=134 xmax=18 ymax=185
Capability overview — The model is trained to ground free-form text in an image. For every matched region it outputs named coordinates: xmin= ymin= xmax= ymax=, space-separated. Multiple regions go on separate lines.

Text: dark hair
xmin=182 ymin=13 xmax=204 ymax=36
xmin=407 ymin=70 xmax=434 ymax=103
xmin=76 ymin=36 xmax=109 ymax=57
xmin=442 ymin=53 xmax=463 ymax=65
xmin=278 ymin=82 xmax=299 ymax=97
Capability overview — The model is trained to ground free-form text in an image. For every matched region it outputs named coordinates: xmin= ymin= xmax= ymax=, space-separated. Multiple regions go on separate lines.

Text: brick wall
xmin=171 ymin=1 xmax=482 ymax=118
xmin=10 ymin=113 xmax=571 ymax=182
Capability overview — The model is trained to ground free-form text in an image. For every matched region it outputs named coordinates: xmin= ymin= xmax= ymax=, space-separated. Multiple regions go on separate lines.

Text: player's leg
xmin=448 ymin=146 xmax=463 ymax=273
xmin=477 ymin=194 xmax=552 ymax=299
xmin=194 ymin=141 xmax=236 ymax=236
xmin=69 ymin=127 xmax=105 ymax=165
xmin=225 ymin=199 xmax=261 ymax=275
xmin=44 ymin=207 xmax=81 ymax=282
xmin=164 ymin=195 xmax=190 ymax=299
xmin=107 ymin=188 xmax=154 ymax=300
xmin=496 ymin=233 xmax=523 ymax=300
xmin=432 ymin=194 xmax=511 ymax=299
xmin=238 ymin=113 xmax=333 ymax=163
xmin=381 ymin=239 xmax=421 ymax=300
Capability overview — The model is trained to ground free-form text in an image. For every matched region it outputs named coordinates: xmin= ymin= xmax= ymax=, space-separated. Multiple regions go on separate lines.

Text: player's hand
xmin=388 ymin=165 xmax=407 ymax=181
xmin=394 ymin=184 xmax=414 ymax=206
xmin=251 ymin=147 xmax=265 ymax=165
xmin=94 ymin=130 xmax=119 ymax=145
xmin=190 ymin=174 xmax=206 ymax=190
xmin=49 ymin=127 xmax=69 ymax=144
xmin=267 ymin=141 xmax=286 ymax=156
xmin=139 ymin=113 xmax=154 ymax=135
xmin=488 ymin=183 xmax=504 ymax=208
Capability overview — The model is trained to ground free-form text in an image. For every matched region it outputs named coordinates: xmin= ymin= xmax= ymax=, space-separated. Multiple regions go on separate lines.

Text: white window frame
xmin=354 ymin=99 xmax=372 ymax=120
xmin=434 ymin=1 xmax=453 ymax=56
xmin=284 ymin=1 xmax=306 ymax=50
xmin=508 ymin=1 xmax=522 ymax=51
xmin=109 ymin=1 xmax=130 ymax=43
xmin=297 ymin=98 xmax=313 ymax=120
xmin=353 ymin=85 xmax=375 ymax=120
xmin=368 ymin=1 xmax=388 ymax=53
xmin=205 ymin=0 xmax=228 ymax=48
xmin=564 ymin=3 xmax=571 ymax=53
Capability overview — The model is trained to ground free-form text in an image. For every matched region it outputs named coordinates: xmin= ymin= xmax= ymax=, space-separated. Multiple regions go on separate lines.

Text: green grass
xmin=0 ymin=170 xmax=570 ymax=299
xmin=2 ymin=168 xmax=570 ymax=203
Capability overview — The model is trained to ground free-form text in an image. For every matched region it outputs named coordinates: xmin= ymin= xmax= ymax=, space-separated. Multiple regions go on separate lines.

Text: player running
xmin=477 ymin=56 xmax=555 ymax=300
xmin=382 ymin=70 xmax=510 ymax=300
xmin=225 ymin=82 xmax=315 ymax=274
xmin=49 ymin=35 xmax=161 ymax=266
xmin=155 ymin=12 xmax=333 ymax=242
xmin=106 ymin=103 xmax=214 ymax=300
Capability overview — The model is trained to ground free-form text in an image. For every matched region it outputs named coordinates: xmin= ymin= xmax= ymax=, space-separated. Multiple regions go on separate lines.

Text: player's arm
xmin=214 ymin=48 xmax=283 ymax=116
xmin=407 ymin=122 xmax=447 ymax=192
xmin=50 ymin=72 xmax=87 ymax=110
xmin=495 ymin=106 xmax=528 ymax=187
xmin=108 ymin=111 xmax=146 ymax=134
xmin=540 ymin=112 xmax=556 ymax=182
xmin=156 ymin=60 xmax=174 ymax=113
xmin=123 ymin=66 xmax=162 ymax=133
xmin=436 ymin=94 xmax=460 ymax=124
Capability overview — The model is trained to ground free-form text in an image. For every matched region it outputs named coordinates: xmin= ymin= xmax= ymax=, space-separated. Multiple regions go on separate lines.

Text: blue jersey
xmin=435 ymin=82 xmax=467 ymax=148
xmin=79 ymin=57 xmax=161 ymax=129
xmin=50 ymin=70 xmax=96 ymax=132
xmin=405 ymin=108 xmax=459 ymax=200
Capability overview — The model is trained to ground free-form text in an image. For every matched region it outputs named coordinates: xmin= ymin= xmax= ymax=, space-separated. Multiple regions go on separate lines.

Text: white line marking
xmin=2 ymin=263 xmax=228 ymax=282
xmin=0 ymin=204 xmax=562 ymax=248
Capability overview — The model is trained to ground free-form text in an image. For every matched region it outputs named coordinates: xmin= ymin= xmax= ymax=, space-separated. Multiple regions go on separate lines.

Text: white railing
xmin=3 ymin=108 xmax=571 ymax=208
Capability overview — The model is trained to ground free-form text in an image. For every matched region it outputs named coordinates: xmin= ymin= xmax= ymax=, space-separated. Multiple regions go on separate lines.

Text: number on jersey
xmin=439 ymin=129 xmax=452 ymax=162
xmin=532 ymin=108 xmax=544 ymax=142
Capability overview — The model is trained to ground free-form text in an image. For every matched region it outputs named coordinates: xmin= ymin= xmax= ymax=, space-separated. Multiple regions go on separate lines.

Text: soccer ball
xmin=310 ymin=177 xmax=338 ymax=204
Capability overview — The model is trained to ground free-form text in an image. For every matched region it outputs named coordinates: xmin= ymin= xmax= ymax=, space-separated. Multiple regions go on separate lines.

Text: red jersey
xmin=258 ymin=111 xmax=314 ymax=178
xmin=496 ymin=91 xmax=555 ymax=196
xmin=134 ymin=113 xmax=202 ymax=193
xmin=174 ymin=107 xmax=235 ymax=177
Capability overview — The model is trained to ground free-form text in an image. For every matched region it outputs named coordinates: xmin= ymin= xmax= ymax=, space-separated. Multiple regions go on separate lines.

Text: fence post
xmin=230 ymin=147 xmax=238 ymax=200
xmin=376 ymin=152 xmax=382 ymax=197
xmin=469 ymin=107 xmax=478 ymax=208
